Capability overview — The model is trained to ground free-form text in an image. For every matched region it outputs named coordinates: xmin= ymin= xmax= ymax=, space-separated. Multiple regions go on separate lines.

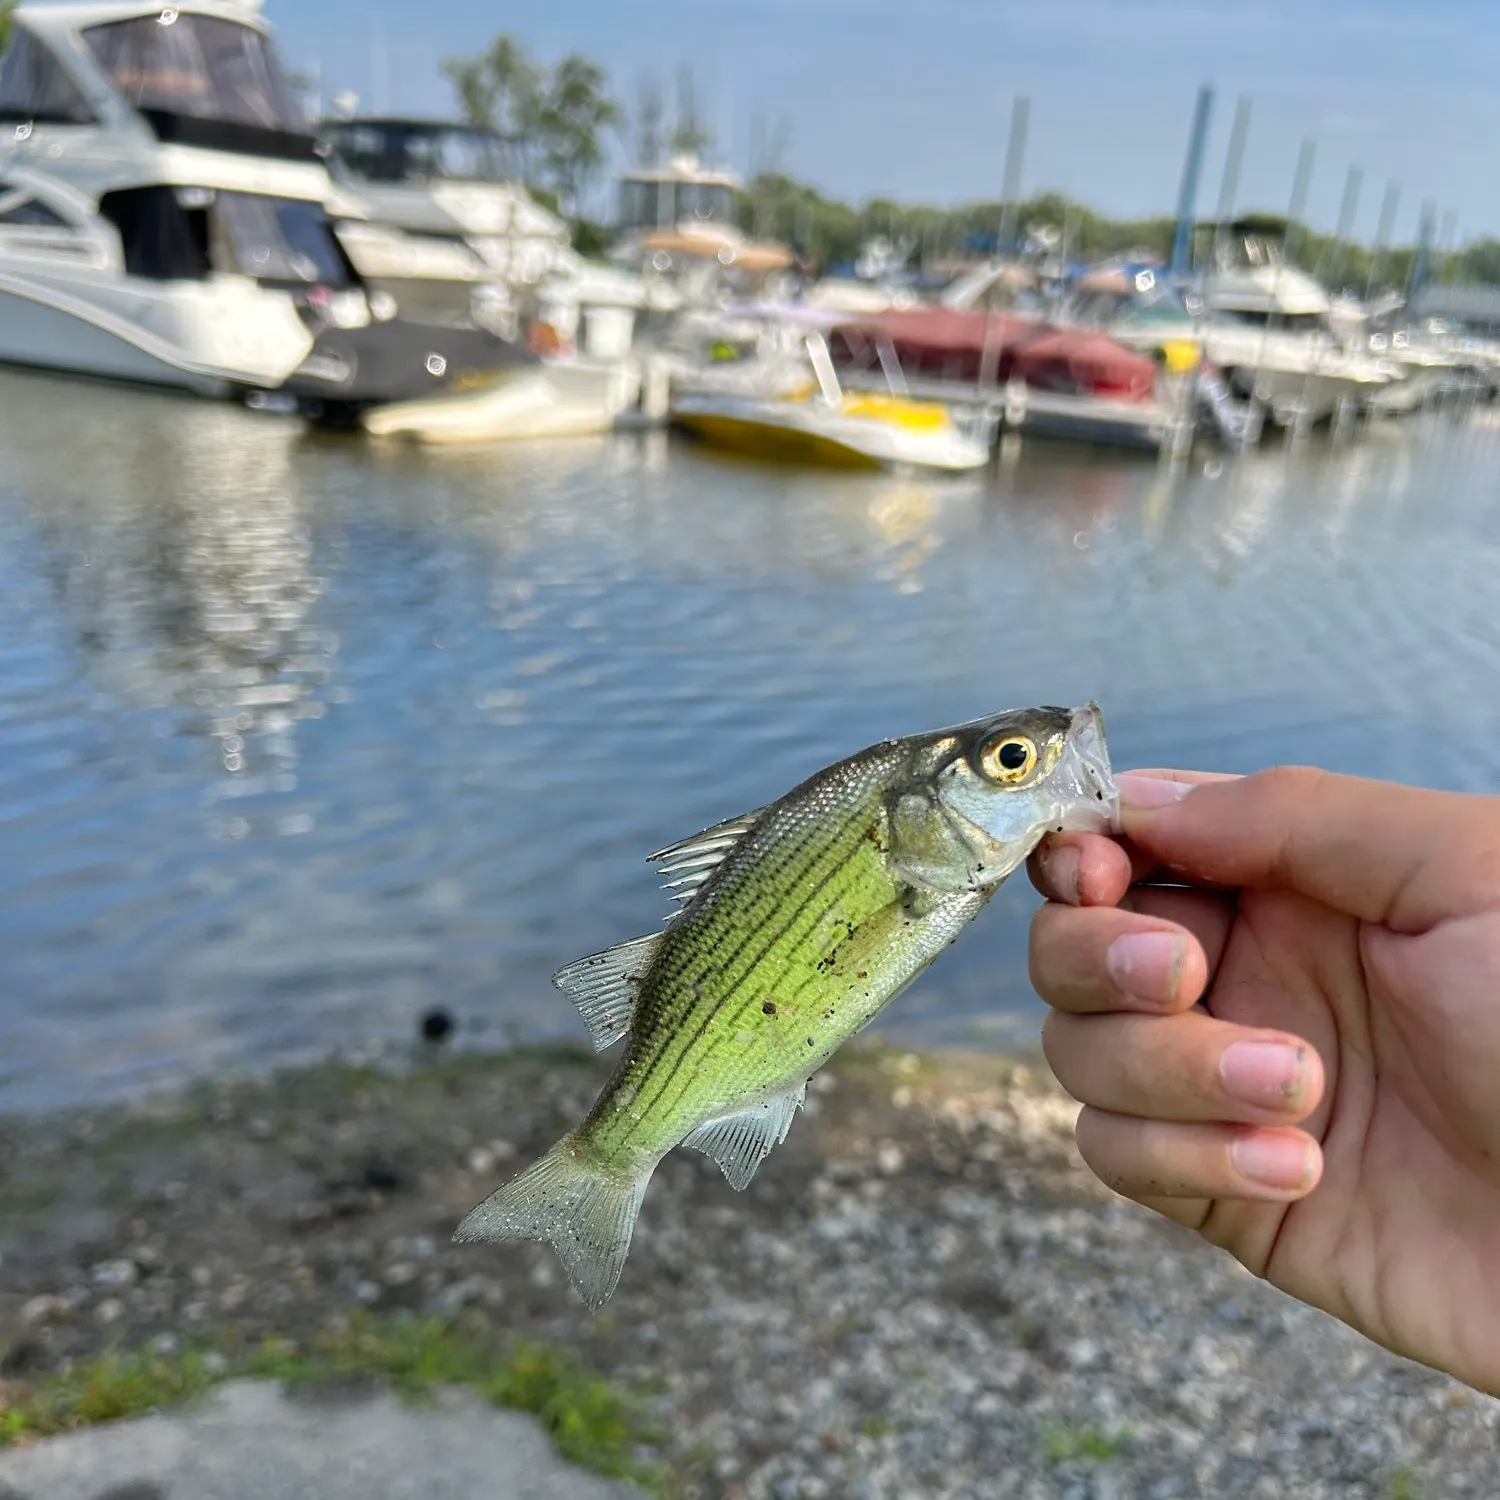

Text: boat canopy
xmin=81 ymin=9 xmax=305 ymax=132
xmin=322 ymin=119 xmax=513 ymax=185
xmin=0 ymin=26 xmax=97 ymax=123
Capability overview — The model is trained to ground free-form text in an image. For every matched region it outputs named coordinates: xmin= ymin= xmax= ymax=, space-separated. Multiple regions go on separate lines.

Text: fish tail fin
xmin=452 ymin=1134 xmax=652 ymax=1311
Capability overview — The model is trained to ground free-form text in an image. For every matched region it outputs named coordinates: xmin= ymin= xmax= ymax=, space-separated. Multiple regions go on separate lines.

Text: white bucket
xmin=581 ymin=305 xmax=636 ymax=361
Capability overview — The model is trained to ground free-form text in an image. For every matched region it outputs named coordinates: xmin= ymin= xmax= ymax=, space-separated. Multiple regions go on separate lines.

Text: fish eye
xmin=979 ymin=734 xmax=1037 ymax=784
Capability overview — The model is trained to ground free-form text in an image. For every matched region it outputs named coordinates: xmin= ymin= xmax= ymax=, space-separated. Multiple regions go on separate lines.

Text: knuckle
xmin=1250 ymin=763 xmax=1328 ymax=804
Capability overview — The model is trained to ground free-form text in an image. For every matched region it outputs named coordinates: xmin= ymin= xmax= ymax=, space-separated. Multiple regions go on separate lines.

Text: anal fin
xmin=552 ymin=932 xmax=662 ymax=1051
xmin=681 ymin=1084 xmax=806 ymax=1190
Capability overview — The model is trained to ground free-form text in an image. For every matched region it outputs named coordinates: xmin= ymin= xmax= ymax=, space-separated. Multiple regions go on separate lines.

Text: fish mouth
xmin=1047 ymin=701 xmax=1121 ymax=835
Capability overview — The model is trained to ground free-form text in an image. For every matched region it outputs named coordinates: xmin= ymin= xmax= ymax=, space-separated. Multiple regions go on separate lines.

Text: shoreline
xmin=1 ymin=1039 xmax=1495 ymax=1497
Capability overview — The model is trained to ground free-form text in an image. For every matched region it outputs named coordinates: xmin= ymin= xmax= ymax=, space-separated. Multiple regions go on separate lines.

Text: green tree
xmin=441 ymin=35 xmax=544 ymax=183
xmin=441 ymin=36 xmax=616 ymax=210
xmin=540 ymin=54 xmax=619 ymax=216
xmin=0 ymin=1 xmax=16 ymax=54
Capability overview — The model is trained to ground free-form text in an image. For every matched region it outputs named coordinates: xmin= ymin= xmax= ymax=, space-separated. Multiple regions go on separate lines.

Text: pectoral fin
xmin=681 ymin=1084 xmax=806 ymax=1189
xmin=552 ymin=932 xmax=663 ymax=1051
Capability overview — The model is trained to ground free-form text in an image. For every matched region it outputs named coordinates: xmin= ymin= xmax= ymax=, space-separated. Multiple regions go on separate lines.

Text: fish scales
xmin=599 ymin=745 xmax=906 ymax=1147
xmin=455 ymin=704 xmax=1119 ymax=1309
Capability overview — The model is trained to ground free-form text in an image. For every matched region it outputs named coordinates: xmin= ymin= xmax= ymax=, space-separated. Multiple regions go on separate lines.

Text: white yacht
xmin=319 ymin=115 xmax=574 ymax=332
xmin=0 ymin=0 xmax=526 ymax=420
xmin=1199 ymin=225 xmax=1396 ymax=425
xmin=610 ymin=153 xmax=798 ymax=306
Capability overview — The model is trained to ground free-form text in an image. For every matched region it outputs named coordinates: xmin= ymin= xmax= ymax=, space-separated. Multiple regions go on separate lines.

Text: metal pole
xmin=1169 ymin=85 xmax=1215 ymax=278
xmin=1438 ymin=209 xmax=1459 ymax=282
xmin=1283 ymin=138 xmax=1316 ymax=265
xmin=1212 ymin=96 xmax=1251 ymax=266
xmin=1367 ymin=180 xmax=1401 ymax=298
xmin=1322 ymin=164 xmax=1363 ymax=287
xmin=996 ymin=95 xmax=1030 ymax=253
xmin=1407 ymin=199 xmax=1436 ymax=301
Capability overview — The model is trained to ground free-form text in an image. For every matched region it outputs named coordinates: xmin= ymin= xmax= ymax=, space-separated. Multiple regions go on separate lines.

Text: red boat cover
xmin=830 ymin=309 xmax=1157 ymax=401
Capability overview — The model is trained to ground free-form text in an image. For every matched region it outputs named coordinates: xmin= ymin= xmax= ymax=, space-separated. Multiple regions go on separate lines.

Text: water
xmin=3 ymin=369 xmax=1500 ymax=1111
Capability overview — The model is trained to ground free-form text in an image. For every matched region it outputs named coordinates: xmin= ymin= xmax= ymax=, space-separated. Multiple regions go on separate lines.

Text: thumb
xmin=1118 ymin=766 xmax=1500 ymax=932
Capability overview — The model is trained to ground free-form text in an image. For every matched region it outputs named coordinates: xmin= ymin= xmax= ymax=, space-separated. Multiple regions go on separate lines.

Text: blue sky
xmin=262 ymin=0 xmax=1498 ymax=242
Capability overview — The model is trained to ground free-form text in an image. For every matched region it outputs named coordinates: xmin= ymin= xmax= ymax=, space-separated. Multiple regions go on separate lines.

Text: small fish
xmin=455 ymin=703 xmax=1118 ymax=1307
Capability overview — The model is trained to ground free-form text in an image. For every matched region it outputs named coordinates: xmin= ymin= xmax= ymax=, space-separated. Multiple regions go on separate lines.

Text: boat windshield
xmin=617 ymin=177 xmax=737 ymax=232
xmin=82 ymin=12 xmax=306 ymax=132
xmin=323 ymin=122 xmax=511 ymax=184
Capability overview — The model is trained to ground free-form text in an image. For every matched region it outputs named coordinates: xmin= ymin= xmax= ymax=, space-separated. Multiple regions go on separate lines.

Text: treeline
xmin=437 ymin=33 xmax=1493 ymax=290
xmin=736 ymin=181 xmax=1493 ymax=294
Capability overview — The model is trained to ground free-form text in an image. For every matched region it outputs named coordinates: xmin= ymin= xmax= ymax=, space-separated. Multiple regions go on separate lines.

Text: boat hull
xmin=670 ymin=393 xmax=990 ymax=472
xmin=361 ymin=358 xmax=640 ymax=444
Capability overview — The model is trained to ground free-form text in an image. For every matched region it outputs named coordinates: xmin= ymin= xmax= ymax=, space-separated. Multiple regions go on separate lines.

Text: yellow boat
xmin=670 ymin=330 xmax=992 ymax=473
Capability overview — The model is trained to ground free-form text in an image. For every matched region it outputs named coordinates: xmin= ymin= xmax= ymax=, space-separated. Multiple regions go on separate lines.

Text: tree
xmin=540 ymin=54 xmax=619 ymax=216
xmin=441 ymin=35 xmax=544 ymax=183
xmin=0 ymin=1 xmax=16 ymax=54
xmin=441 ymin=35 xmax=618 ymax=214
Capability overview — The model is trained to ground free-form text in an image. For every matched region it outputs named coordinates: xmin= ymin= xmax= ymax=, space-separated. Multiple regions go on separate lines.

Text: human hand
xmin=1027 ymin=766 xmax=1500 ymax=1396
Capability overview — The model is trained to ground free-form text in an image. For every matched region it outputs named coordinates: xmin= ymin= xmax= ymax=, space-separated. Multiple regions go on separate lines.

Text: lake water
xmin=4 ymin=368 xmax=1500 ymax=1110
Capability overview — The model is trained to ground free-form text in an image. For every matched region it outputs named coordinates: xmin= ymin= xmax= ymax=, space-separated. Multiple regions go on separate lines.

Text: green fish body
xmin=456 ymin=703 xmax=1117 ymax=1307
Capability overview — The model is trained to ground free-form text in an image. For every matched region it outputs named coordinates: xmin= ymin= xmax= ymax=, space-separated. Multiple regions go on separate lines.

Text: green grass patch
xmin=2 ymin=1317 xmax=667 ymax=1494
xmin=1042 ymin=1421 xmax=1129 ymax=1463
xmin=0 ymin=1348 xmax=221 ymax=1445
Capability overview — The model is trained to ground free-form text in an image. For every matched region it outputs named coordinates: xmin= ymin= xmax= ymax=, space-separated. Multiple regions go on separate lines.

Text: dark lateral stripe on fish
xmin=621 ymin=818 xmax=875 ymax=1134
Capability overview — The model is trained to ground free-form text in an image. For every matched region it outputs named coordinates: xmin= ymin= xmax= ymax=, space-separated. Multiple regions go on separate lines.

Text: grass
xmin=0 ymin=1348 xmax=222 ymax=1446
xmin=1385 ymin=1469 xmax=1423 ymax=1500
xmin=1 ymin=1316 xmax=669 ymax=1494
xmin=1042 ymin=1421 xmax=1130 ymax=1463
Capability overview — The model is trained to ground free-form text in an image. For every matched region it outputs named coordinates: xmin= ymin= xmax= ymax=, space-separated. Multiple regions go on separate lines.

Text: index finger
xmin=1123 ymin=765 xmax=1500 ymax=931
xmin=1029 ymin=771 xmax=1243 ymax=907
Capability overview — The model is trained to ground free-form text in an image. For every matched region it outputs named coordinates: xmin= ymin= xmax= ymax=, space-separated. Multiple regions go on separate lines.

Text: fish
xmin=454 ymin=702 xmax=1118 ymax=1308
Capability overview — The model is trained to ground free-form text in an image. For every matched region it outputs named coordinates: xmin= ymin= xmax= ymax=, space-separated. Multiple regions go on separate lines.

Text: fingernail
xmin=1105 ymin=931 xmax=1184 ymax=1005
xmin=1232 ymin=1133 xmax=1315 ymax=1191
xmin=1043 ymin=844 xmax=1080 ymax=904
xmin=1220 ymin=1042 xmax=1309 ymax=1110
xmin=1116 ymin=773 xmax=1195 ymax=810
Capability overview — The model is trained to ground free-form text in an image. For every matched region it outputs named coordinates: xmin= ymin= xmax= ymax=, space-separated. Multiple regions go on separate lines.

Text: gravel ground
xmin=0 ymin=1039 xmax=1495 ymax=1498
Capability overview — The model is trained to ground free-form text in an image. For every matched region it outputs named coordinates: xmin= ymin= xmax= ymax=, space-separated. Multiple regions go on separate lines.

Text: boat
xmin=670 ymin=322 xmax=993 ymax=472
xmin=361 ymin=355 xmax=641 ymax=444
xmin=610 ymin=153 xmax=799 ymax=307
xmin=0 ymin=0 xmax=524 ymax=421
xmin=318 ymin=114 xmax=577 ymax=336
xmin=1197 ymin=220 xmax=1396 ymax=425
xmin=824 ymin=306 xmax=1194 ymax=452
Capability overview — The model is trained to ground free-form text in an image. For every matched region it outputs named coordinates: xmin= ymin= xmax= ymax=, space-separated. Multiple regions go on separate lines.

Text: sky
xmin=117 ymin=0 xmax=1500 ymax=241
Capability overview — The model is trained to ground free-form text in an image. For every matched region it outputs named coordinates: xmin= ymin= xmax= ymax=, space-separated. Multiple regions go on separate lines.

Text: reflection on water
xmin=2 ymin=369 xmax=1500 ymax=1108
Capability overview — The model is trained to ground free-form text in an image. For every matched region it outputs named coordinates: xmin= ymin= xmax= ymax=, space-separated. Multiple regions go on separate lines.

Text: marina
xmin=2 ymin=1 xmax=1497 ymax=456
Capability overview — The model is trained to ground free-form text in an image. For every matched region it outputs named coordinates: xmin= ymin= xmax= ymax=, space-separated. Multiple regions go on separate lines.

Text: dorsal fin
xmin=647 ymin=806 xmax=767 ymax=905
xmin=680 ymin=1084 xmax=806 ymax=1189
xmin=551 ymin=932 xmax=663 ymax=1051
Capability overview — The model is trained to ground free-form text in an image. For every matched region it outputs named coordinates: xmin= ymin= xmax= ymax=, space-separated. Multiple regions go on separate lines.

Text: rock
xmin=420 ymin=1007 xmax=455 ymax=1043
xmin=18 ymin=1295 xmax=71 ymax=1329
xmin=94 ymin=1298 xmax=125 ymax=1326
xmin=91 ymin=1259 xmax=139 ymax=1292
xmin=464 ymin=1147 xmax=495 ymax=1177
